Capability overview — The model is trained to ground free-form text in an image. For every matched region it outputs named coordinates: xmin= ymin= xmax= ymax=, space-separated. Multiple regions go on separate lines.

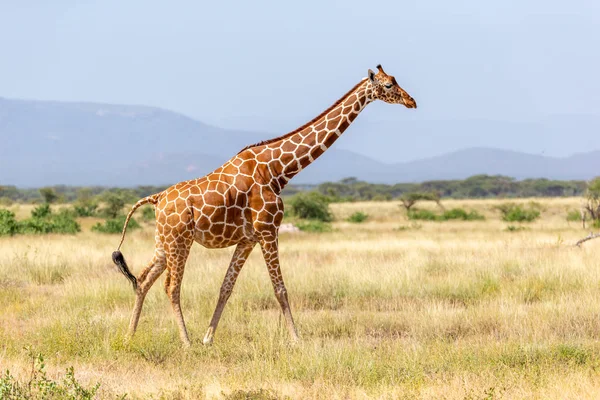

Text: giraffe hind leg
xmin=164 ymin=238 xmax=194 ymax=347
xmin=126 ymin=252 xmax=167 ymax=340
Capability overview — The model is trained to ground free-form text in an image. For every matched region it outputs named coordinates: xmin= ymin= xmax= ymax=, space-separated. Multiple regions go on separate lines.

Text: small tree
xmin=582 ymin=177 xmax=600 ymax=228
xmin=400 ymin=192 xmax=443 ymax=212
xmin=39 ymin=187 xmax=58 ymax=204
xmin=100 ymin=192 xmax=126 ymax=219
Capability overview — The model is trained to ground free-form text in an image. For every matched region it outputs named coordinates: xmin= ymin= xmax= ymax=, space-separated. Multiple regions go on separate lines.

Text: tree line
xmin=0 ymin=175 xmax=589 ymax=204
xmin=308 ymin=175 xmax=587 ymax=201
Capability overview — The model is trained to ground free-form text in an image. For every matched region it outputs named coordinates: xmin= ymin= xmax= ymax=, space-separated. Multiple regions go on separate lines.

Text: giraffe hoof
xmin=202 ymin=336 xmax=214 ymax=346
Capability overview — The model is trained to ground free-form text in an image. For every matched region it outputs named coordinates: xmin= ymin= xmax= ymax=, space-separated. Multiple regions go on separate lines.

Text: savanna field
xmin=1 ymin=198 xmax=600 ymax=399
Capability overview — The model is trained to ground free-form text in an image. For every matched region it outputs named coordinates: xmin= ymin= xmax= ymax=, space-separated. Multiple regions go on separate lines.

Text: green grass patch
xmin=496 ymin=203 xmax=541 ymax=222
xmin=408 ymin=208 xmax=484 ymax=221
xmin=296 ymin=220 xmax=332 ymax=233
xmin=346 ymin=211 xmax=369 ymax=223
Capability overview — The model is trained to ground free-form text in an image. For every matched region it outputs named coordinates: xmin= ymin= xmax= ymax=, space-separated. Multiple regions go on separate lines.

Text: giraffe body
xmin=113 ymin=65 xmax=417 ymax=346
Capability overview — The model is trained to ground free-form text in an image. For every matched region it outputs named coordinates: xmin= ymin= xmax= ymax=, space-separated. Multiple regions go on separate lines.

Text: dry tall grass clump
xmin=1 ymin=198 xmax=600 ymax=399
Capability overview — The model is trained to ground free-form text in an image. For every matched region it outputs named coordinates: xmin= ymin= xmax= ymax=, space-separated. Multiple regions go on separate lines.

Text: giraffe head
xmin=368 ymin=65 xmax=417 ymax=108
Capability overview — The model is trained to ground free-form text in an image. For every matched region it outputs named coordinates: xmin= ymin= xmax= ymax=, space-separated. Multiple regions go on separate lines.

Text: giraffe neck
xmin=264 ymin=79 xmax=374 ymax=191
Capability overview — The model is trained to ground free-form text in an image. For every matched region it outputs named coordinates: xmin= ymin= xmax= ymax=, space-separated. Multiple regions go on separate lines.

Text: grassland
xmin=1 ymin=198 xmax=600 ymax=399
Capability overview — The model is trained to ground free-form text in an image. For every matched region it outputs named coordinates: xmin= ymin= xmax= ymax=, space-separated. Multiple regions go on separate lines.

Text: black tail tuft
xmin=112 ymin=250 xmax=137 ymax=291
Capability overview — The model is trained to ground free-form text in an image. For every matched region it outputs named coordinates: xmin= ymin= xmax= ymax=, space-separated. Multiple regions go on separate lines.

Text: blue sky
xmin=1 ymin=0 xmax=599 ymax=161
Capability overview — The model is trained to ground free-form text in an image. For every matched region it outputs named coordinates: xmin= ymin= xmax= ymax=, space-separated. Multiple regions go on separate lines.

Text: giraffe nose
xmin=404 ymin=97 xmax=417 ymax=109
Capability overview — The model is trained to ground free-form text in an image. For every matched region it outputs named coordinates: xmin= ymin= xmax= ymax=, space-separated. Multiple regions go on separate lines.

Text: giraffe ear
xmin=368 ymin=69 xmax=377 ymax=83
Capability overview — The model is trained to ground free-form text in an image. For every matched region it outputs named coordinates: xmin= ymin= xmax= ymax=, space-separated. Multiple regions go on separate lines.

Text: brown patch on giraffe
xmin=239 ymin=159 xmax=257 ymax=176
xmin=222 ymin=164 xmax=238 ymax=175
xmin=326 ymin=116 xmax=342 ymax=131
xmin=281 ymin=141 xmax=296 ymax=152
xmin=328 ymin=107 xmax=342 ymax=119
xmin=303 ymin=131 xmax=317 ymax=145
xmin=279 ymin=152 xmax=295 ymax=166
xmin=310 ymin=146 xmax=325 ymax=159
xmin=166 ymin=190 xmax=179 ymax=201
xmin=314 ymin=120 xmax=326 ymax=132
xmin=298 ymin=155 xmax=312 ymax=169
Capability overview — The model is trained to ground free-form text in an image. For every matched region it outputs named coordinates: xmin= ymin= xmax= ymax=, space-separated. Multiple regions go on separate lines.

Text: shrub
xmin=15 ymin=206 xmax=81 ymax=235
xmin=72 ymin=203 xmax=98 ymax=217
xmin=347 ymin=211 xmax=369 ymax=223
xmin=92 ymin=215 xmax=140 ymax=234
xmin=288 ymin=192 xmax=333 ymax=222
xmin=19 ymin=209 xmax=81 ymax=234
xmin=440 ymin=208 xmax=485 ymax=221
xmin=296 ymin=220 xmax=332 ymax=233
xmin=0 ymin=350 xmax=100 ymax=399
xmin=496 ymin=203 xmax=540 ymax=222
xmin=0 ymin=209 xmax=19 ymax=236
xmin=506 ymin=225 xmax=528 ymax=232
xmin=31 ymin=203 xmax=51 ymax=219
xmin=407 ymin=209 xmax=438 ymax=221
xmin=566 ymin=209 xmax=584 ymax=222
xmin=72 ymin=189 xmax=98 ymax=217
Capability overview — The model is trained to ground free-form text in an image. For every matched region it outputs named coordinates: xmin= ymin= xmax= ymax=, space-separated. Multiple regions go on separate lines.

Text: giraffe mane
xmin=238 ymin=79 xmax=367 ymax=154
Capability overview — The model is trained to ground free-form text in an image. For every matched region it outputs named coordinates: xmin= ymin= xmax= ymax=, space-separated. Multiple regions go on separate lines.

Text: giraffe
xmin=112 ymin=64 xmax=417 ymax=347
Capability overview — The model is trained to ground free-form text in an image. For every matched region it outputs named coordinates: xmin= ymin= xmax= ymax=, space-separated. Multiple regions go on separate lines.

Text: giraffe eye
xmin=384 ymin=83 xmax=393 ymax=89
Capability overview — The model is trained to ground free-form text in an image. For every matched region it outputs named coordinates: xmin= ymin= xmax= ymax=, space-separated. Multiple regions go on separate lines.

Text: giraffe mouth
xmin=404 ymin=98 xmax=417 ymax=109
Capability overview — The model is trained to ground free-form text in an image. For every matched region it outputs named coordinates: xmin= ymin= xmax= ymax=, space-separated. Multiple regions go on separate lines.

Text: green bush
xmin=407 ymin=209 xmax=438 ymax=221
xmin=296 ymin=220 xmax=332 ymax=233
xmin=19 ymin=208 xmax=81 ymax=234
xmin=71 ymin=188 xmax=98 ymax=217
xmin=347 ymin=211 xmax=368 ymax=223
xmin=0 ymin=209 xmax=19 ymax=236
xmin=440 ymin=208 xmax=485 ymax=221
xmin=31 ymin=203 xmax=51 ymax=219
xmin=566 ymin=209 xmax=583 ymax=222
xmin=0 ymin=351 xmax=100 ymax=399
xmin=92 ymin=215 xmax=140 ymax=234
xmin=496 ymin=203 xmax=541 ymax=222
xmin=288 ymin=192 xmax=333 ymax=222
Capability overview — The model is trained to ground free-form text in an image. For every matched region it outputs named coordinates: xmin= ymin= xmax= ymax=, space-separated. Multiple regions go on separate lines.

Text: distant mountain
xmin=1 ymin=97 xmax=599 ymax=187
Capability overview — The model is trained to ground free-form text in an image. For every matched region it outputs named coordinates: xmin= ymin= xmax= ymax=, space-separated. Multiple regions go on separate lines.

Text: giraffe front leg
xmin=259 ymin=233 xmax=299 ymax=342
xmin=203 ymin=241 xmax=256 ymax=345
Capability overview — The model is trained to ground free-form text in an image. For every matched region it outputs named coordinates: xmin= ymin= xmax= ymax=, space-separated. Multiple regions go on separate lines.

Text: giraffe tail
xmin=112 ymin=192 xmax=161 ymax=291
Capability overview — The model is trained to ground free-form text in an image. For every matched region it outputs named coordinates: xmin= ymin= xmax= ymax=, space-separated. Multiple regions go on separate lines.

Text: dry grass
xmin=1 ymin=198 xmax=599 ymax=399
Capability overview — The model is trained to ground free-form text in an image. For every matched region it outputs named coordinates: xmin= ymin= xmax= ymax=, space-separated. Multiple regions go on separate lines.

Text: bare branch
xmin=574 ymin=232 xmax=600 ymax=247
